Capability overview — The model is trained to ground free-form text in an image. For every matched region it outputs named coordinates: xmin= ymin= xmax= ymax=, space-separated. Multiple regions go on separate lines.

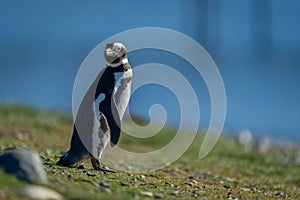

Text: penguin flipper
xmin=108 ymin=102 xmax=121 ymax=147
xmin=109 ymin=117 xmax=121 ymax=147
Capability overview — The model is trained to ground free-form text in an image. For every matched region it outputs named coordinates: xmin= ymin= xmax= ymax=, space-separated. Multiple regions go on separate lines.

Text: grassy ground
xmin=0 ymin=105 xmax=299 ymax=199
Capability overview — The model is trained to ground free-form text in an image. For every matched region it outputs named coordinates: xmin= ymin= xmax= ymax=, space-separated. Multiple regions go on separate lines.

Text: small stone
xmin=120 ymin=182 xmax=130 ymax=186
xmin=223 ymin=184 xmax=231 ymax=189
xmin=86 ymin=171 xmax=96 ymax=177
xmin=140 ymin=191 xmax=153 ymax=197
xmin=155 ymin=193 xmax=164 ymax=199
xmin=226 ymin=177 xmax=235 ymax=182
xmin=192 ymin=190 xmax=200 ymax=197
xmin=126 ymin=165 xmax=133 ymax=171
xmin=104 ymin=188 xmax=112 ymax=193
xmin=275 ymin=191 xmax=283 ymax=196
xmin=102 ymin=166 xmax=111 ymax=170
xmin=100 ymin=182 xmax=110 ymax=188
xmin=172 ymin=190 xmax=179 ymax=196
xmin=140 ymin=175 xmax=145 ymax=179
xmin=101 ymin=171 xmax=108 ymax=175
xmin=45 ymin=149 xmax=52 ymax=156
xmin=20 ymin=186 xmax=63 ymax=200
xmin=240 ymin=187 xmax=250 ymax=192
xmin=67 ymin=174 xmax=73 ymax=181
xmin=165 ymin=181 xmax=174 ymax=187
xmin=77 ymin=165 xmax=86 ymax=169
xmin=200 ymin=171 xmax=211 ymax=179
xmin=227 ymin=192 xmax=238 ymax=200
xmin=185 ymin=180 xmax=198 ymax=187
xmin=0 ymin=149 xmax=47 ymax=184
xmin=192 ymin=190 xmax=199 ymax=194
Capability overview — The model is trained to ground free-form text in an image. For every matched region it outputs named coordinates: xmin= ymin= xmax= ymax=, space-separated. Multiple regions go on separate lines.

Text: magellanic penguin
xmin=57 ymin=42 xmax=132 ymax=172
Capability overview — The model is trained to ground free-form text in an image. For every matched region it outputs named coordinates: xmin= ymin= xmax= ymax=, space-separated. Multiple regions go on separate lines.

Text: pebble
xmin=100 ymin=182 xmax=110 ymax=188
xmin=155 ymin=193 xmax=164 ymax=199
xmin=192 ymin=190 xmax=199 ymax=197
xmin=223 ymin=184 xmax=231 ymax=189
xmin=140 ymin=191 xmax=153 ymax=197
xmin=165 ymin=181 xmax=174 ymax=187
xmin=67 ymin=174 xmax=73 ymax=181
xmin=77 ymin=165 xmax=87 ymax=169
xmin=120 ymin=182 xmax=131 ymax=186
xmin=172 ymin=190 xmax=179 ymax=196
xmin=101 ymin=171 xmax=107 ymax=175
xmin=185 ymin=180 xmax=198 ymax=187
xmin=45 ymin=149 xmax=52 ymax=156
xmin=86 ymin=171 xmax=96 ymax=177
xmin=200 ymin=171 xmax=211 ymax=179
xmin=240 ymin=187 xmax=250 ymax=192
xmin=20 ymin=186 xmax=63 ymax=200
xmin=126 ymin=165 xmax=133 ymax=171
xmin=227 ymin=192 xmax=238 ymax=200
xmin=275 ymin=191 xmax=283 ymax=196
xmin=185 ymin=182 xmax=193 ymax=186
xmin=226 ymin=177 xmax=235 ymax=182
xmin=104 ymin=188 xmax=112 ymax=193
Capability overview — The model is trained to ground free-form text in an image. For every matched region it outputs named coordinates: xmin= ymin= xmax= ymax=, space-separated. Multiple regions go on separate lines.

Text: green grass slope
xmin=0 ymin=105 xmax=299 ymax=199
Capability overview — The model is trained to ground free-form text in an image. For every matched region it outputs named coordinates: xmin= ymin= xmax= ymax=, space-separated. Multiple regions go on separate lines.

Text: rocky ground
xmin=0 ymin=105 xmax=299 ymax=199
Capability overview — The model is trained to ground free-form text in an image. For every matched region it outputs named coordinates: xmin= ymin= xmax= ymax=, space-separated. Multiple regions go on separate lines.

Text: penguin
xmin=57 ymin=42 xmax=132 ymax=172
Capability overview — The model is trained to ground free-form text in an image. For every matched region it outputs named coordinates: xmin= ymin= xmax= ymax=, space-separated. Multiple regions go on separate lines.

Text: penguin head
xmin=105 ymin=42 xmax=127 ymax=67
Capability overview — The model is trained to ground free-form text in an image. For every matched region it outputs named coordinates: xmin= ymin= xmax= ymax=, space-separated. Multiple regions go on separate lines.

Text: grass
xmin=0 ymin=104 xmax=299 ymax=199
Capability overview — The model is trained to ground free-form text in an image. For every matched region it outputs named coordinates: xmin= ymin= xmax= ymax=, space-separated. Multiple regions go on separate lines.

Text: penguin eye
xmin=113 ymin=45 xmax=121 ymax=52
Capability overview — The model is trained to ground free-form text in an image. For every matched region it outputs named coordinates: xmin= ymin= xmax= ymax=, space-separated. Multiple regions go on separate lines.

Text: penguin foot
xmin=90 ymin=157 xmax=115 ymax=173
xmin=57 ymin=151 xmax=90 ymax=167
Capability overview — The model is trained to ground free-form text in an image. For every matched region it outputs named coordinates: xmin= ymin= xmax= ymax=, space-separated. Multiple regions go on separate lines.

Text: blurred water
xmin=0 ymin=0 xmax=299 ymax=140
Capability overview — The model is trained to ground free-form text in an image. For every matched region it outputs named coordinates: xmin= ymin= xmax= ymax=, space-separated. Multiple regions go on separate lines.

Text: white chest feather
xmin=113 ymin=68 xmax=133 ymax=119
